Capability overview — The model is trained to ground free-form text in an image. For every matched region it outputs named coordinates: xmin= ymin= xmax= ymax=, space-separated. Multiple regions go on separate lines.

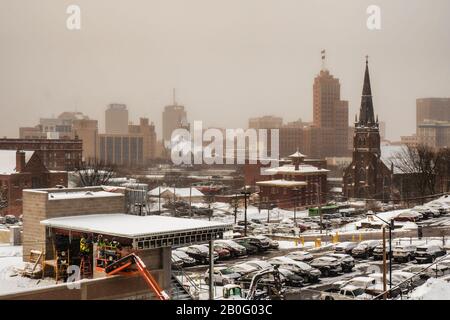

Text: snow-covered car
xmin=310 ymin=256 xmax=342 ymax=277
xmin=204 ymin=266 xmax=242 ymax=286
xmin=415 ymin=244 xmax=446 ymax=264
xmin=351 ymin=240 xmax=381 ymax=259
xmin=178 ymin=245 xmax=219 ymax=264
xmin=325 ymin=253 xmax=355 ymax=273
xmin=172 ymin=250 xmax=197 ymax=267
xmin=243 ymin=260 xmax=273 ymax=271
xmin=394 ymin=211 xmax=423 ymax=222
xmin=231 ymin=262 xmax=259 ymax=276
xmin=286 ymin=251 xmax=314 ymax=262
xmin=334 ymin=242 xmax=358 ymax=254
xmin=215 ymin=240 xmax=247 ymax=257
xmin=321 ymin=285 xmax=372 ymax=300
xmin=268 ymin=257 xmax=321 ymax=283
xmin=342 ymin=276 xmax=376 ymax=290
xmin=393 ymin=244 xmax=416 ymax=262
xmin=372 ymin=243 xmax=393 ymax=260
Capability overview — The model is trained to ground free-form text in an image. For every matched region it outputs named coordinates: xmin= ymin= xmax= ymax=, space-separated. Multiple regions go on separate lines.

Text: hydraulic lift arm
xmin=105 ymin=253 xmax=170 ymax=300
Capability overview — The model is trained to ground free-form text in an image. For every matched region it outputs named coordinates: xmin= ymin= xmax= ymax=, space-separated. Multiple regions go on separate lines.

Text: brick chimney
xmin=16 ymin=150 xmax=26 ymax=172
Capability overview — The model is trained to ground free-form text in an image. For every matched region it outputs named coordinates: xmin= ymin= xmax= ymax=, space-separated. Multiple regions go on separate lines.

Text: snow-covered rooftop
xmin=47 ymin=190 xmax=123 ymax=200
xmin=41 ymin=213 xmax=232 ymax=238
xmin=0 ymin=150 xmax=34 ymax=175
xmin=263 ymin=164 xmax=329 ymax=175
xmin=148 ymin=187 xmax=204 ymax=197
xmin=256 ymin=179 xmax=307 ymax=188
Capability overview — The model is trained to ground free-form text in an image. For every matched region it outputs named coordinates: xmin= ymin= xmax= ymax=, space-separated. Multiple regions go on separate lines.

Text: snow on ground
xmin=0 ymin=245 xmax=54 ymax=295
xmin=409 ymin=278 xmax=450 ymax=300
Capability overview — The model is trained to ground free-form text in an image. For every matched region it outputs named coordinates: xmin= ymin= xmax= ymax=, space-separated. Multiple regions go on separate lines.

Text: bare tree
xmin=436 ymin=148 xmax=450 ymax=193
xmin=0 ymin=186 xmax=8 ymax=212
xmin=392 ymin=144 xmax=441 ymax=197
xmin=75 ymin=160 xmax=116 ymax=187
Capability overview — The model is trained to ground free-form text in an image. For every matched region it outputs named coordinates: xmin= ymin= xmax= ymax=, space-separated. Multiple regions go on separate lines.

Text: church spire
xmin=358 ymin=56 xmax=375 ymax=126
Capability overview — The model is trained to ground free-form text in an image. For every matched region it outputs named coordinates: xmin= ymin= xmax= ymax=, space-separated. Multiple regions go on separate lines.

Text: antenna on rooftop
xmin=173 ymin=88 xmax=177 ymax=106
xmin=321 ymin=49 xmax=326 ymax=71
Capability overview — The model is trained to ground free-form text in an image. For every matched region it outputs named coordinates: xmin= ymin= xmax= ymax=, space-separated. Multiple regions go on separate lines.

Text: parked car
xmin=335 ymin=242 xmax=358 ymax=254
xmin=233 ymin=238 xmax=259 ymax=254
xmin=231 ymin=262 xmax=259 ymax=276
xmin=372 ymin=244 xmax=393 ymax=260
xmin=321 ymin=285 xmax=372 ymax=300
xmin=244 ymin=260 xmax=273 ymax=271
xmin=4 ymin=215 xmax=18 ymax=224
xmin=325 ymin=253 xmax=355 ymax=273
xmin=215 ymin=240 xmax=247 ymax=257
xmin=367 ymin=271 xmax=425 ymax=295
xmin=310 ymin=256 xmax=343 ymax=277
xmin=351 ymin=240 xmax=381 ymax=259
xmin=415 ymin=244 xmax=446 ymax=264
xmin=178 ymin=245 xmax=219 ymax=264
xmin=286 ymin=251 xmax=314 ymax=262
xmin=340 ymin=276 xmax=377 ymax=291
xmin=278 ymin=268 xmax=305 ymax=287
xmin=237 ymin=236 xmax=270 ymax=252
xmin=394 ymin=211 xmax=423 ymax=222
xmin=204 ymin=266 xmax=242 ymax=286
xmin=393 ymin=244 xmax=416 ymax=262
xmin=401 ymin=264 xmax=450 ymax=279
xmin=268 ymin=257 xmax=321 ymax=283
xmin=172 ymin=250 xmax=197 ymax=267
xmin=211 ymin=243 xmax=232 ymax=260
xmin=237 ymin=267 xmax=304 ymax=289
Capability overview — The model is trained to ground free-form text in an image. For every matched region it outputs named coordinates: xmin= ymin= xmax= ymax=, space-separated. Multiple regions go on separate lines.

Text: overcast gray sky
xmin=1 ymin=0 xmax=449 ymax=141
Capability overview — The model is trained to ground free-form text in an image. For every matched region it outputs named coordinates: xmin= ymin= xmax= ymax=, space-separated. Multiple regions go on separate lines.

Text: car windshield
xmin=352 ymin=288 xmax=365 ymax=296
xmin=220 ymin=268 xmax=237 ymax=275
xmin=416 ymin=247 xmax=428 ymax=252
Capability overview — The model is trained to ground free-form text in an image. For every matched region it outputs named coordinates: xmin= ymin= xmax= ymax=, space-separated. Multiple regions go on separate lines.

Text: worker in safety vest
xmin=97 ymin=235 xmax=106 ymax=258
xmin=80 ymin=235 xmax=91 ymax=256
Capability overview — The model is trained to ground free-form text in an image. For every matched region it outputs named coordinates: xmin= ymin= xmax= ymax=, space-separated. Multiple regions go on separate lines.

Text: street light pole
xmin=241 ymin=188 xmax=251 ymax=237
xmin=374 ymin=214 xmax=394 ymax=292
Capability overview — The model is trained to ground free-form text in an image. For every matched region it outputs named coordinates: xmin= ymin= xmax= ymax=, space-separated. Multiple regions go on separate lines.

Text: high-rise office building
xmin=312 ymin=60 xmax=349 ymax=157
xmin=105 ymin=104 xmax=129 ymax=134
xmin=162 ymin=91 xmax=188 ymax=144
xmin=416 ymin=98 xmax=450 ymax=130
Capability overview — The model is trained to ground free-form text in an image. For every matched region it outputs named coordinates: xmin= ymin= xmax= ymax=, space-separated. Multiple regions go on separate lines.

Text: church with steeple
xmin=343 ymin=57 xmax=393 ymax=201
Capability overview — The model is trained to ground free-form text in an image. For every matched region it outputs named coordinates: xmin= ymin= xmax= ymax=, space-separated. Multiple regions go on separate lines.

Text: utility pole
xmin=241 ymin=188 xmax=251 ymax=237
xmin=389 ymin=220 xmax=393 ymax=290
xmin=293 ymin=188 xmax=298 ymax=226
xmin=208 ymin=239 xmax=214 ymax=300
xmin=158 ymin=186 xmax=161 ymax=213
xmin=234 ymin=194 xmax=238 ymax=224
xmin=382 ymin=226 xmax=387 ymax=300
xmin=189 ymin=185 xmax=192 ymax=218
xmin=315 ymin=183 xmax=323 ymax=234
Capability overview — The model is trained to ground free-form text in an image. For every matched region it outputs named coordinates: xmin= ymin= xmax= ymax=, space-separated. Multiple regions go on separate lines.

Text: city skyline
xmin=1 ymin=0 xmax=450 ymax=141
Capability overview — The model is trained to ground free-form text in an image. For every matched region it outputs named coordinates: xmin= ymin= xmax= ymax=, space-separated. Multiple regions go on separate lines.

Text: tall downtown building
xmin=162 ymin=91 xmax=188 ymax=144
xmin=312 ymin=64 xmax=349 ymax=157
xmin=105 ymin=103 xmax=129 ymax=134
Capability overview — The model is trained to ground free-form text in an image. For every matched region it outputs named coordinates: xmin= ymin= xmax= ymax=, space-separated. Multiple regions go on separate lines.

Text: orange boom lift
xmin=104 ymin=253 xmax=170 ymax=300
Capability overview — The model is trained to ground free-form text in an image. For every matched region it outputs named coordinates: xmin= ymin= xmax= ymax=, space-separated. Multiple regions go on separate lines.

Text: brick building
xmin=0 ymin=150 xmax=68 ymax=216
xmin=256 ymin=151 xmax=328 ymax=209
xmin=0 ymin=138 xmax=82 ymax=171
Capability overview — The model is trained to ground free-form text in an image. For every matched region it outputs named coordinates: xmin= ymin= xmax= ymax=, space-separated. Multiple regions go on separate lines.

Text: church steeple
xmin=358 ymin=56 xmax=375 ymax=127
